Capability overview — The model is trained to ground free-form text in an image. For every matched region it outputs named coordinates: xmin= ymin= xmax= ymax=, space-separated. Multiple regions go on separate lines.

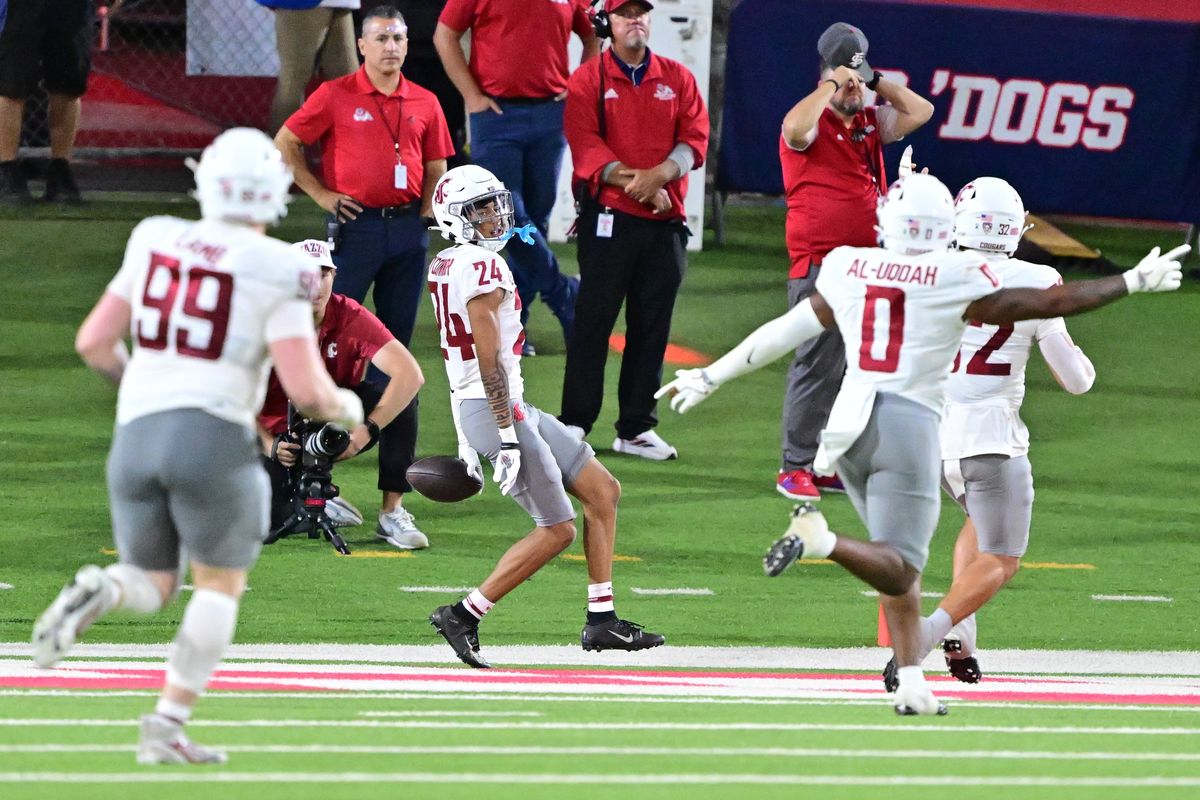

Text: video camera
xmin=263 ymin=410 xmax=353 ymax=554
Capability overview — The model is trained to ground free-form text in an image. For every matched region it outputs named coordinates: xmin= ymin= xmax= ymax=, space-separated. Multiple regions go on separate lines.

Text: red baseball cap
xmin=605 ymin=0 xmax=654 ymax=12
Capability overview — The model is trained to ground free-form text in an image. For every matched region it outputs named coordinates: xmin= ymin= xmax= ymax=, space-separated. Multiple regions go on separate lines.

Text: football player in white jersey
xmin=424 ymin=165 xmax=664 ymax=668
xmin=31 ymin=128 xmax=363 ymax=763
xmin=658 ymin=173 xmax=1187 ymax=715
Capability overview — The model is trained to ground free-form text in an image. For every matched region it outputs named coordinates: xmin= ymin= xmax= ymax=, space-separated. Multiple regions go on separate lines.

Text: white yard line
xmin=0 ymin=772 xmax=1197 ymax=786
xmin=357 ymin=711 xmax=542 ymax=718
xmin=1 ymin=643 xmax=1196 ymax=676
xmin=0 ymin=719 xmax=1196 ymax=735
xmin=0 ymin=744 xmax=1198 ymax=761
xmin=397 ymin=586 xmax=473 ymax=593
xmin=1092 ymin=595 xmax=1174 ymax=603
xmin=630 ymin=588 xmax=714 ymax=596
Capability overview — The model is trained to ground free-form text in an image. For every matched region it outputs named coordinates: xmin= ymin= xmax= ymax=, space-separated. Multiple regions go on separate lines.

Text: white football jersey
xmin=941 ymin=255 xmax=1066 ymax=459
xmin=814 ymin=245 xmax=1001 ymax=472
xmin=107 ymin=216 xmax=319 ymax=430
xmin=427 ymin=243 xmax=525 ymax=401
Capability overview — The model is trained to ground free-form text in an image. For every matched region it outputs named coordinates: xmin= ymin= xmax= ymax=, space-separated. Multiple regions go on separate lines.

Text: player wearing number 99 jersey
xmin=658 ymin=173 xmax=1188 ymax=716
xmin=32 ymin=129 xmax=363 ymax=765
xmin=424 ymin=166 xmax=664 ymax=671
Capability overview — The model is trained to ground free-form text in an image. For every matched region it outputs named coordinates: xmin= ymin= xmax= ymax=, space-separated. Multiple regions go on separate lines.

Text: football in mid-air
xmin=406 ymin=455 xmax=483 ymax=502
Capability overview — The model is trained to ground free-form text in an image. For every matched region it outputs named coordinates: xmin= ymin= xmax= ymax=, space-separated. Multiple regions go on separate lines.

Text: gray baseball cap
xmin=818 ymin=22 xmax=873 ymax=82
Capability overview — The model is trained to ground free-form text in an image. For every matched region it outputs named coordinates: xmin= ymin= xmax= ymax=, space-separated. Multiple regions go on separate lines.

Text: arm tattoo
xmin=481 ymin=362 xmax=514 ymax=428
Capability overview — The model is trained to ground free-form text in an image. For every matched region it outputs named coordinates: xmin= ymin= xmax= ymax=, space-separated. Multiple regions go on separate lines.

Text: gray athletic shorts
xmin=458 ymin=398 xmax=595 ymax=527
xmin=834 ymin=393 xmax=941 ymax=571
xmin=942 ymin=454 xmax=1034 ymax=558
xmin=106 ymin=409 xmax=268 ymax=570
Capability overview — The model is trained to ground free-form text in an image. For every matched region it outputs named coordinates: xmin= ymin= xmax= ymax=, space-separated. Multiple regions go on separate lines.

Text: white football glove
xmin=1123 ymin=244 xmax=1190 ymax=294
xmin=654 ymin=368 xmax=718 ymax=414
xmin=332 ymin=388 xmax=364 ymax=430
xmin=897 ymin=145 xmax=914 ymax=178
xmin=493 ymin=446 xmax=521 ymax=496
xmin=458 ymin=443 xmax=484 ymax=493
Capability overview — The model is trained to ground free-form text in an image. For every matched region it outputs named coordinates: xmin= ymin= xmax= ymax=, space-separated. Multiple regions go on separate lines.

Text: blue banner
xmin=718 ymin=0 xmax=1200 ymax=223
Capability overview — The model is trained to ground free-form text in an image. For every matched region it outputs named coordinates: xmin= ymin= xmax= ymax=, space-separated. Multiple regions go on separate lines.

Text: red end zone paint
xmin=4 ymin=666 xmax=1198 ymax=706
xmin=609 ymin=334 xmax=710 ymax=367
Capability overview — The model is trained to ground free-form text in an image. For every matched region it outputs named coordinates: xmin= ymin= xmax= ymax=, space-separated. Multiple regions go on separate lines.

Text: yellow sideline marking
xmin=1022 ymin=562 xmax=1096 ymax=570
xmin=559 ymin=553 xmax=642 ymax=563
xmin=100 ymin=549 xmax=116 ymax=556
xmin=344 ymin=551 xmax=416 ymax=559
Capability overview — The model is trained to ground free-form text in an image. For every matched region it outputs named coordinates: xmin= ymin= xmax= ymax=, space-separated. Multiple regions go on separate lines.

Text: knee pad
xmin=165 ymin=589 xmax=239 ymax=694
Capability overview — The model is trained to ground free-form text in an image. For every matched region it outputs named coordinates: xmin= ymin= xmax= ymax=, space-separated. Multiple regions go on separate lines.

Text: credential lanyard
xmin=371 ymin=95 xmax=403 ymax=163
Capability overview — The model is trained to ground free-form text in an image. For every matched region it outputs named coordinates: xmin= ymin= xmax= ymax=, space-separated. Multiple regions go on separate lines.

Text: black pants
xmin=560 ymin=200 xmax=688 ymax=439
xmin=264 ymin=380 xmax=415 ymax=529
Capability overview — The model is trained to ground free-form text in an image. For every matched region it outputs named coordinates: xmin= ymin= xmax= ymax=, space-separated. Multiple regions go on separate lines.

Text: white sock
xmin=896 ymin=665 xmax=927 ymax=690
xmin=154 ymin=697 xmax=193 ymax=724
xmin=789 ymin=507 xmax=836 ymax=560
xmin=461 ymin=589 xmax=494 ymax=620
xmin=923 ymin=608 xmax=954 ymax=656
xmin=105 ymin=564 xmax=164 ymax=614
xmin=949 ymin=613 xmax=978 ymax=656
xmin=165 ymin=588 xmax=238 ymax=694
xmin=587 ymin=581 xmax=615 ymax=614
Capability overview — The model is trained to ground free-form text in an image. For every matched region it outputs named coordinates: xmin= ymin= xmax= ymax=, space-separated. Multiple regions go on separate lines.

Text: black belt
xmin=354 ymin=202 xmax=420 ymax=219
xmin=492 ymin=95 xmax=559 ymax=105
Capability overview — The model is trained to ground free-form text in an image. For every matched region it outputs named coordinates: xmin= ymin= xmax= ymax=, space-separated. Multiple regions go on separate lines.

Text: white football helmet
xmin=190 ymin=128 xmax=292 ymax=225
xmin=431 ymin=165 xmax=514 ymax=252
xmin=876 ymin=173 xmax=955 ymax=255
xmin=954 ymin=176 xmax=1032 ymax=255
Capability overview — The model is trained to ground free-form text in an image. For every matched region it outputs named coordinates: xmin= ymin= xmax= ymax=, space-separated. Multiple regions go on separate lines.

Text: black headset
xmin=590 ymin=0 xmax=612 ymax=40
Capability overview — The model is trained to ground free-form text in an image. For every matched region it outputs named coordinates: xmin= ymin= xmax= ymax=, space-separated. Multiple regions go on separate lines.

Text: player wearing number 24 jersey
xmin=658 ymin=173 xmax=1189 ymax=716
xmin=424 ymin=165 xmax=664 ymax=671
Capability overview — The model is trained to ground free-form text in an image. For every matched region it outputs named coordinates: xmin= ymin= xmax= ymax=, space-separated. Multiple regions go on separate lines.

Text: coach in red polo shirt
xmin=274 ymin=5 xmax=453 ymax=544
xmin=558 ymin=0 xmax=708 ymax=462
xmin=434 ymin=0 xmax=599 ymax=356
xmin=775 ymin=22 xmax=933 ymax=502
xmin=259 ymin=240 xmax=426 ymax=550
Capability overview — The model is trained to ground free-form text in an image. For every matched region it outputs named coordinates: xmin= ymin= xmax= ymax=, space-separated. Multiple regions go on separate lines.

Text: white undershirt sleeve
xmin=1038 ymin=330 xmax=1095 ymax=395
xmin=705 ymin=299 xmax=829 ymax=385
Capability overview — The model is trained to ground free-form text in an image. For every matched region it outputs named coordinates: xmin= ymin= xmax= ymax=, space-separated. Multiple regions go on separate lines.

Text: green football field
xmin=0 ymin=197 xmax=1198 ymax=796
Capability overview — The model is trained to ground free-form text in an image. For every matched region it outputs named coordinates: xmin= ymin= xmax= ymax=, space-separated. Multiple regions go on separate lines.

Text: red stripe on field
xmin=609 ymin=334 xmax=710 ymax=367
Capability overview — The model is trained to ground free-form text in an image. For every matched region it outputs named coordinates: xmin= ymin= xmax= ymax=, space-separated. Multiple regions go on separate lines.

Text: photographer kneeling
xmin=258 ymin=240 xmax=426 ymax=548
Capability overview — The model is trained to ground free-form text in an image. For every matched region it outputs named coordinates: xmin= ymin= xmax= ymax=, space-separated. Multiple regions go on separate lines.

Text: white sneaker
xmin=564 ymin=424 xmax=585 ymax=442
xmin=137 ymin=714 xmax=227 ymax=765
xmin=894 ymin=678 xmax=949 ymax=716
xmin=32 ymin=565 xmax=115 ymax=668
xmin=376 ymin=507 xmax=429 ymax=550
xmin=612 ymin=429 xmax=677 ymax=461
xmin=324 ymin=496 xmax=363 ymax=528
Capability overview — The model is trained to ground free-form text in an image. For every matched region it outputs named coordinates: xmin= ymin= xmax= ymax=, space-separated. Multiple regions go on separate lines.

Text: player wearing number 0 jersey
xmin=424 ymin=165 xmax=664 ymax=670
xmin=32 ymin=129 xmax=363 ymax=765
xmin=913 ymin=178 xmax=1096 ymax=688
xmin=658 ymin=173 xmax=1189 ymax=716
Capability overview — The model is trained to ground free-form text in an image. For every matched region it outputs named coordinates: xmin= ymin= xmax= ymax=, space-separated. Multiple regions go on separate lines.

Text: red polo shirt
xmin=258 ymin=294 xmax=396 ymax=435
xmin=285 ymin=67 xmax=455 ymax=208
xmin=780 ymin=106 xmax=887 ymax=279
xmin=565 ymin=50 xmax=709 ymax=221
xmin=439 ymin=0 xmax=594 ymax=98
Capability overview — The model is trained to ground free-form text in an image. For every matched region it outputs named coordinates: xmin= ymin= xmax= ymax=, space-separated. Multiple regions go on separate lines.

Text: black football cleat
xmin=43 ymin=159 xmax=82 ymax=204
xmin=430 ymin=605 xmax=491 ymax=669
xmin=943 ymin=639 xmax=982 ymax=684
xmin=763 ymin=534 xmax=804 ymax=577
xmin=581 ymin=618 xmax=665 ymax=652
xmin=882 ymin=656 xmax=899 ymax=693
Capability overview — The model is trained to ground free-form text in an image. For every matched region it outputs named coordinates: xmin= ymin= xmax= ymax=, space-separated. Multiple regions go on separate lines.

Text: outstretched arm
xmin=657 ymin=293 xmax=835 ymax=413
xmin=1038 ymin=331 xmax=1095 ymax=395
xmin=966 ymin=245 xmax=1189 ymax=325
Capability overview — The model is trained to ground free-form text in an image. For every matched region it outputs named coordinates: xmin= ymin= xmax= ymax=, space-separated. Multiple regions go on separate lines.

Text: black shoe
xmin=43 ymin=159 xmax=82 ymax=204
xmin=882 ymin=657 xmax=898 ymax=693
xmin=0 ymin=160 xmax=32 ymax=204
xmin=581 ymin=618 xmax=665 ymax=652
xmin=943 ymin=639 xmax=982 ymax=684
xmin=429 ymin=605 xmax=491 ymax=669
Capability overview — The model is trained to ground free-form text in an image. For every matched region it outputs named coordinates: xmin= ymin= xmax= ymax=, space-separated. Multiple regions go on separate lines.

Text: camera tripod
xmin=264 ymin=468 xmax=351 ymax=555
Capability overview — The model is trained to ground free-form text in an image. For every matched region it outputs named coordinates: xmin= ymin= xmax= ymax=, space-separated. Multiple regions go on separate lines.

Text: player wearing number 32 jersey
xmin=32 ymin=129 xmax=363 ymax=765
xmin=424 ymin=166 xmax=664 ymax=671
xmin=657 ymin=173 xmax=1189 ymax=716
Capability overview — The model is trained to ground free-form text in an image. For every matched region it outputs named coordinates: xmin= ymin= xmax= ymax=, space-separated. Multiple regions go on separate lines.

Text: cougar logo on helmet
xmin=189 ymin=128 xmax=292 ymax=226
xmin=431 ymin=165 xmax=515 ymax=253
xmin=954 ymin=177 xmax=1031 ymax=255
xmin=876 ymin=174 xmax=955 ymax=256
